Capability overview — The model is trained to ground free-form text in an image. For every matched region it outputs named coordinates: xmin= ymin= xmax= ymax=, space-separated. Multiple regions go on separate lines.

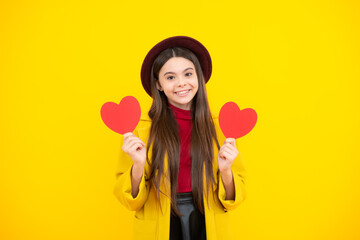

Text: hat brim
xmin=140 ymin=36 xmax=212 ymax=97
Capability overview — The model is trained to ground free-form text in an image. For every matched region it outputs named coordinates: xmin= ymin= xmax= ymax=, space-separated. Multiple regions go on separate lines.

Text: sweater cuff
xmin=218 ymin=168 xmax=245 ymax=211
xmin=114 ymin=164 xmax=148 ymax=211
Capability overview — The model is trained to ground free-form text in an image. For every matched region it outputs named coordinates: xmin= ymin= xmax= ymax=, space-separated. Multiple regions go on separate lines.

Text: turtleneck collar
xmin=168 ymin=102 xmax=192 ymax=120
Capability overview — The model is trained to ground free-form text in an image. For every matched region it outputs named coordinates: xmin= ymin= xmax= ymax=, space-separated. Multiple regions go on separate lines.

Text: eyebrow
xmin=163 ymin=67 xmax=194 ymax=76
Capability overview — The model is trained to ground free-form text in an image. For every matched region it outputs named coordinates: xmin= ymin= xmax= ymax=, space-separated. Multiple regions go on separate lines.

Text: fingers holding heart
xmin=122 ymin=134 xmax=145 ymax=152
xmin=223 ymin=138 xmax=236 ymax=147
xmin=219 ymin=150 xmax=232 ymax=160
xmin=129 ymin=140 xmax=145 ymax=151
xmin=121 ymin=133 xmax=147 ymax=166
xmin=127 ymin=136 xmax=144 ymax=147
xmin=219 ymin=143 xmax=238 ymax=160
xmin=123 ymin=133 xmax=135 ymax=146
xmin=220 ymin=137 xmax=238 ymax=154
xmin=218 ymin=139 xmax=239 ymax=172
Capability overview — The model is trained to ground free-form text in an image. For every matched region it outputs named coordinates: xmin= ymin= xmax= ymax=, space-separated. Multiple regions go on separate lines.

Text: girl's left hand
xmin=217 ymin=138 xmax=238 ymax=173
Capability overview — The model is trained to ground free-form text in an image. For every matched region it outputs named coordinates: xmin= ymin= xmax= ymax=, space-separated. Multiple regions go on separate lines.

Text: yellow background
xmin=1 ymin=0 xmax=359 ymax=239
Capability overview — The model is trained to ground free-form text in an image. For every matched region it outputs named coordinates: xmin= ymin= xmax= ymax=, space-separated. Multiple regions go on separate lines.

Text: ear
xmin=156 ymin=81 xmax=163 ymax=91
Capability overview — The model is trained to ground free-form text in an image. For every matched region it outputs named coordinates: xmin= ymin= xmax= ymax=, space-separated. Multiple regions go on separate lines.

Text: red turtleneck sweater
xmin=168 ymin=103 xmax=192 ymax=193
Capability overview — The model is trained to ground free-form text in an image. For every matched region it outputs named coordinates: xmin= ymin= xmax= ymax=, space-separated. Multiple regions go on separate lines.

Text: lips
xmin=175 ymin=89 xmax=190 ymax=96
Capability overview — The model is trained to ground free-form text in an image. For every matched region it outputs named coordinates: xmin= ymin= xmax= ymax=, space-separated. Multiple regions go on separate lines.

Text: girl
xmin=114 ymin=36 xmax=247 ymax=240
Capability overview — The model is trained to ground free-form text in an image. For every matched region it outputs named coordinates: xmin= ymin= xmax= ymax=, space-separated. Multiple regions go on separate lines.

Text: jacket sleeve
xmin=217 ymin=138 xmax=247 ymax=211
xmin=113 ymin=128 xmax=150 ymax=211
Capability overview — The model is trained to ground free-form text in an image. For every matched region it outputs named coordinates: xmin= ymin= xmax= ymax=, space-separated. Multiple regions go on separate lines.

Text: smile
xmin=175 ymin=89 xmax=190 ymax=96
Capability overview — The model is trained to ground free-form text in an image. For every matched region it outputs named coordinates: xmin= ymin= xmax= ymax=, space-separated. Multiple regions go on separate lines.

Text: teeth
xmin=177 ymin=90 xmax=189 ymax=94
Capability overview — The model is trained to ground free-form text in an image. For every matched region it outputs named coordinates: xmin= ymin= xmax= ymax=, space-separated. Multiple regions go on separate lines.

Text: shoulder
xmin=211 ymin=111 xmax=219 ymax=120
xmin=211 ymin=111 xmax=226 ymax=142
xmin=140 ymin=112 xmax=151 ymax=122
xmin=135 ymin=112 xmax=151 ymax=129
xmin=131 ymin=112 xmax=151 ymax=139
xmin=211 ymin=111 xmax=220 ymax=127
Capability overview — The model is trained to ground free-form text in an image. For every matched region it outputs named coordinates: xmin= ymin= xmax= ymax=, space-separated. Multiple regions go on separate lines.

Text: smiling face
xmin=156 ymin=57 xmax=199 ymax=110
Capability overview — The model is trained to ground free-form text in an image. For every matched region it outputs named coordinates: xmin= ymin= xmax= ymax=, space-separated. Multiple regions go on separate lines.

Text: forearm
xmin=131 ymin=164 xmax=144 ymax=198
xmin=220 ymin=169 xmax=235 ymax=200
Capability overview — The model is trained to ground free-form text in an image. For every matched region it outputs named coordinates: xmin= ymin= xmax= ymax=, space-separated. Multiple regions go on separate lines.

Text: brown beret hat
xmin=140 ymin=36 xmax=212 ymax=97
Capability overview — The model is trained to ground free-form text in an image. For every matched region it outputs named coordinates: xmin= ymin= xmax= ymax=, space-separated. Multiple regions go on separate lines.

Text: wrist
xmin=133 ymin=161 xmax=145 ymax=169
xmin=220 ymin=168 xmax=232 ymax=176
xmin=220 ymin=169 xmax=233 ymax=184
xmin=132 ymin=163 xmax=144 ymax=179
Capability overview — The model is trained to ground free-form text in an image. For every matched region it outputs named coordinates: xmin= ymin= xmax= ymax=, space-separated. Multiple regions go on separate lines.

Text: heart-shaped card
xmin=219 ymin=102 xmax=257 ymax=139
xmin=100 ymin=96 xmax=141 ymax=134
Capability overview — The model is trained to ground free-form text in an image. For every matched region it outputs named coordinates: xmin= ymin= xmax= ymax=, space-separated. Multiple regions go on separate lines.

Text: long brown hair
xmin=146 ymin=47 xmax=220 ymax=216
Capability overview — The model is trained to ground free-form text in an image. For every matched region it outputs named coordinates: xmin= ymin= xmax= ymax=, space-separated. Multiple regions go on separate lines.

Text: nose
xmin=177 ymin=76 xmax=186 ymax=87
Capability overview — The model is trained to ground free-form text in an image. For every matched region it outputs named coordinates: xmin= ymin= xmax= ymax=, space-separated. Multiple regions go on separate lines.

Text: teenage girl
xmin=114 ymin=36 xmax=247 ymax=240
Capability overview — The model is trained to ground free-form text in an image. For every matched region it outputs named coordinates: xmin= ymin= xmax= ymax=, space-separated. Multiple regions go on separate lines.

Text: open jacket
xmin=113 ymin=112 xmax=247 ymax=240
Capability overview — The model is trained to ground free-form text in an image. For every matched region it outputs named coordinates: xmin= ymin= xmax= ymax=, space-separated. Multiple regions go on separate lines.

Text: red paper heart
xmin=219 ymin=102 xmax=257 ymax=139
xmin=100 ymin=96 xmax=141 ymax=135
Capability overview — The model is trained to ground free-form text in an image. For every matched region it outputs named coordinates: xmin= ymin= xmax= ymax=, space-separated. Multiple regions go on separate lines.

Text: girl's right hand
xmin=122 ymin=132 xmax=146 ymax=167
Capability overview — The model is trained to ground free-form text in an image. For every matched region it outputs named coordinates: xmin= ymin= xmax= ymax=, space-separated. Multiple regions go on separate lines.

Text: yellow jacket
xmin=113 ymin=112 xmax=247 ymax=240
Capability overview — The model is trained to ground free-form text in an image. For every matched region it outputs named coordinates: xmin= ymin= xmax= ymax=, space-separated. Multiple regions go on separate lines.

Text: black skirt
xmin=169 ymin=192 xmax=206 ymax=240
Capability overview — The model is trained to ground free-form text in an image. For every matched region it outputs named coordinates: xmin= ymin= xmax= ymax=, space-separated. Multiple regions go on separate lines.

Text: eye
xmin=167 ymin=76 xmax=175 ymax=80
xmin=185 ymin=72 xmax=192 ymax=77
